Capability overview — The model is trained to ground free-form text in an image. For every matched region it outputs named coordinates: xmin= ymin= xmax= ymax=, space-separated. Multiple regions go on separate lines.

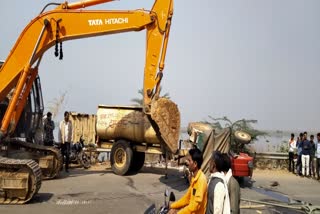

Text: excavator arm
xmin=0 ymin=0 xmax=179 ymax=145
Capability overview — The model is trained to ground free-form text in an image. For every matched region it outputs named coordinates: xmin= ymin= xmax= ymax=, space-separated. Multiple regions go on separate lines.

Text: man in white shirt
xmin=206 ymin=151 xmax=230 ymax=214
xmin=288 ymin=133 xmax=296 ymax=173
xmin=58 ymin=111 xmax=73 ymax=172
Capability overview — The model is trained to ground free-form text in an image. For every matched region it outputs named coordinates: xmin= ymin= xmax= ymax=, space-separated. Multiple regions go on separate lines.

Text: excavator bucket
xmin=150 ymin=98 xmax=180 ymax=154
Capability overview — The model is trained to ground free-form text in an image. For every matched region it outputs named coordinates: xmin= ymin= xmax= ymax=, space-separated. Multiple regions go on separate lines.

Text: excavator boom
xmin=0 ymin=0 xmax=176 ymax=138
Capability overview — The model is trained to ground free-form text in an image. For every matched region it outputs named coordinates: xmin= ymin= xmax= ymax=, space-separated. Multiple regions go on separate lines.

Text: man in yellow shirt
xmin=169 ymin=148 xmax=207 ymax=214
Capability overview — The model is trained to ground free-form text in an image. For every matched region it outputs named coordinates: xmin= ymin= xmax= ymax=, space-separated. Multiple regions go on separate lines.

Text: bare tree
xmin=46 ymin=91 xmax=68 ymax=119
xmin=205 ymin=116 xmax=267 ymax=153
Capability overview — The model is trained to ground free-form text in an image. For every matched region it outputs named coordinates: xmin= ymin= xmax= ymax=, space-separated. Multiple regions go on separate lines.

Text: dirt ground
xmin=89 ymin=165 xmax=320 ymax=214
xmin=240 ymin=168 xmax=320 ymax=213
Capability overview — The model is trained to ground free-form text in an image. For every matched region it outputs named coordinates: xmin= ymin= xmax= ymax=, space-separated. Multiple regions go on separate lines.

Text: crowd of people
xmin=288 ymin=132 xmax=320 ymax=179
xmin=43 ymin=111 xmax=73 ymax=173
xmin=168 ymin=148 xmax=239 ymax=214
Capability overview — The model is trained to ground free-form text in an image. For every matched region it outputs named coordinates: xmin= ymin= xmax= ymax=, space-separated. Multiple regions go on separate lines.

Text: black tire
xmin=111 ymin=140 xmax=133 ymax=175
xmin=78 ymin=152 xmax=91 ymax=169
xmin=130 ymin=151 xmax=145 ymax=172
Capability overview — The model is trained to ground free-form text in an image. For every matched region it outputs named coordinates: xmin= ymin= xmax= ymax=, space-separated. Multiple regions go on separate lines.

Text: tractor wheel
xmin=234 ymin=131 xmax=251 ymax=144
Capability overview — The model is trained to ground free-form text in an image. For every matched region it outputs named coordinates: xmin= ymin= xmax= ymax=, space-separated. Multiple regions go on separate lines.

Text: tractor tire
xmin=234 ymin=131 xmax=251 ymax=144
xmin=111 ymin=140 xmax=133 ymax=175
xmin=130 ymin=151 xmax=145 ymax=172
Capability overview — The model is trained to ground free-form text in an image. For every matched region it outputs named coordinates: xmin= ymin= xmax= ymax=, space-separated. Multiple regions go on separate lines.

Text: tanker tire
xmin=111 ymin=140 xmax=133 ymax=176
xmin=130 ymin=151 xmax=145 ymax=172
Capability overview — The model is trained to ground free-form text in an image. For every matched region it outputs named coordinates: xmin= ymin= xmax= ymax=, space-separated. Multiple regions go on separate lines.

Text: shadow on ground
xmin=30 ymin=193 xmax=54 ymax=204
xmin=158 ymin=174 xmax=189 ymax=192
xmin=140 ymin=166 xmax=180 ymax=175
xmin=51 ymin=165 xmax=113 ymax=179
xmin=139 ymin=166 xmax=188 ymax=191
xmin=240 ymin=176 xmax=254 ymax=188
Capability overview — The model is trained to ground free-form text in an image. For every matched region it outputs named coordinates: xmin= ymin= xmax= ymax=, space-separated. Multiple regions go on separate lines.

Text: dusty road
xmin=240 ymin=169 xmax=320 ymax=213
xmin=1 ymin=164 xmax=320 ymax=214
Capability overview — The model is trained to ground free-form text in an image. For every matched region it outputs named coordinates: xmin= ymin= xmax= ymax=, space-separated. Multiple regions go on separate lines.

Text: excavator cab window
xmin=15 ymin=77 xmax=44 ymax=143
xmin=0 ymin=60 xmax=43 ymax=142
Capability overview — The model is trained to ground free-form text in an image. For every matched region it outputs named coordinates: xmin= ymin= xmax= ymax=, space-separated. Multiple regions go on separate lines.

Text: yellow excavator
xmin=0 ymin=0 xmax=180 ymax=204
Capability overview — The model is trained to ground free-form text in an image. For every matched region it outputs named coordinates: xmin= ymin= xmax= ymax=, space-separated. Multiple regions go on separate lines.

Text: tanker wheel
xmin=111 ymin=140 xmax=133 ymax=176
xmin=130 ymin=151 xmax=145 ymax=173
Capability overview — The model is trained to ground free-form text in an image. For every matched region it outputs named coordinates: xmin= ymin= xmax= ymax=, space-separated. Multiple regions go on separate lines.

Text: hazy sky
xmin=0 ymin=0 xmax=319 ymax=131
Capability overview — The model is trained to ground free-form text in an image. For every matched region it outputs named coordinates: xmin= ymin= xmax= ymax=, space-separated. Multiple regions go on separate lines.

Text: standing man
xmin=309 ymin=135 xmax=316 ymax=178
xmin=43 ymin=112 xmax=55 ymax=146
xmin=206 ymin=151 xmax=230 ymax=214
xmin=301 ymin=132 xmax=311 ymax=177
xmin=316 ymin=133 xmax=320 ymax=180
xmin=58 ymin=111 xmax=73 ymax=173
xmin=222 ymin=153 xmax=240 ymax=214
xmin=296 ymin=133 xmax=303 ymax=176
xmin=169 ymin=148 xmax=207 ymax=214
xmin=288 ymin=133 xmax=296 ymax=173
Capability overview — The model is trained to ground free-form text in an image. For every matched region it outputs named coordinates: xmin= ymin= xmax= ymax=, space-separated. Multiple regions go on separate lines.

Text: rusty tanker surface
xmin=72 ymin=98 xmax=180 ymax=154
xmin=97 ymin=98 xmax=180 ymax=153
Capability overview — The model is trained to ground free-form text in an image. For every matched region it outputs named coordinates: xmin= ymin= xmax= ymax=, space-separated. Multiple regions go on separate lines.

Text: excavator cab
xmin=14 ymin=76 xmax=44 ymax=143
xmin=0 ymin=60 xmax=44 ymax=141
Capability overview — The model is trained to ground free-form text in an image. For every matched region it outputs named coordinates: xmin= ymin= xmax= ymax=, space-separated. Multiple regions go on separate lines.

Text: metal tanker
xmin=70 ymin=99 xmax=181 ymax=176
xmin=96 ymin=105 xmax=161 ymax=145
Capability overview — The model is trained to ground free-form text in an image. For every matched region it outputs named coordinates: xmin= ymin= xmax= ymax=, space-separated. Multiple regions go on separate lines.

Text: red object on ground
xmin=231 ymin=152 xmax=254 ymax=177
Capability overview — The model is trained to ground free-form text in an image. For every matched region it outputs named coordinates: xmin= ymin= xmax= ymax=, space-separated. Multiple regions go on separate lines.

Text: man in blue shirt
xmin=309 ymin=135 xmax=316 ymax=178
xmin=301 ymin=132 xmax=311 ymax=177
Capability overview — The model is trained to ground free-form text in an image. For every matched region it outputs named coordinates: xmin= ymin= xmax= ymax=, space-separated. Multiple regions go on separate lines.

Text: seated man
xmin=169 ymin=148 xmax=207 ymax=214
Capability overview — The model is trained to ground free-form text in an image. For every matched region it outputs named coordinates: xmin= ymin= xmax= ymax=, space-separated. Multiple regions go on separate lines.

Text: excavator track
xmin=0 ymin=157 xmax=42 ymax=204
xmin=7 ymin=139 xmax=62 ymax=179
xmin=150 ymin=98 xmax=180 ymax=154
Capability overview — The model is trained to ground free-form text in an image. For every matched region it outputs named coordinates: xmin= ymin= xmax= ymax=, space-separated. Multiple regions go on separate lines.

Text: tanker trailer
xmin=95 ymin=102 xmax=180 ymax=175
